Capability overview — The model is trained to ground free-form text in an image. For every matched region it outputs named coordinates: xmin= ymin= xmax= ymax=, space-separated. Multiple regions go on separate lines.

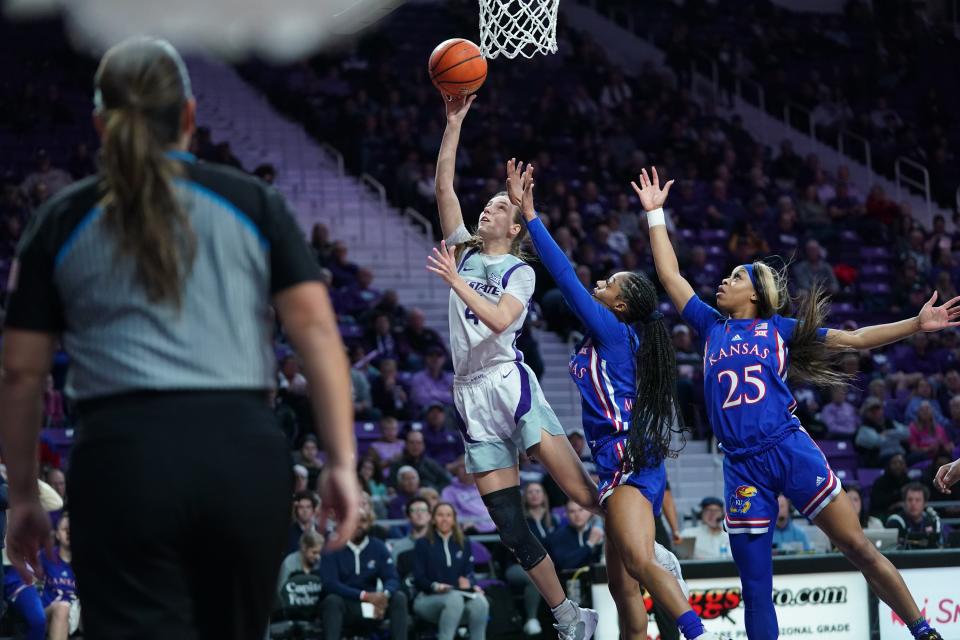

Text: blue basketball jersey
xmin=681 ymin=294 xmax=828 ymax=456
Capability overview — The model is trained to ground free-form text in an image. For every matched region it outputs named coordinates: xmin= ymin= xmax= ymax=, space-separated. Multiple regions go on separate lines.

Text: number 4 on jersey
xmin=718 ymin=365 xmax=767 ymax=409
xmin=464 ymin=307 xmax=479 ymax=325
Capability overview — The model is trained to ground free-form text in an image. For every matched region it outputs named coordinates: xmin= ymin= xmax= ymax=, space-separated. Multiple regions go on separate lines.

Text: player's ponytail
xmin=96 ymin=36 xmax=196 ymax=309
xmin=752 ymin=262 xmax=851 ymax=389
xmin=618 ymin=271 xmax=685 ymax=469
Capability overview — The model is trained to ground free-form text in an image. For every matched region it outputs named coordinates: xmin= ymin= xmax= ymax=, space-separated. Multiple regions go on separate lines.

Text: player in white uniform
xmin=425 ymin=94 xmax=600 ymax=640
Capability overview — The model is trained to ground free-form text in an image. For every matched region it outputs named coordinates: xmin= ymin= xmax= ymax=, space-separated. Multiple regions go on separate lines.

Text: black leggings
xmin=68 ymin=391 xmax=292 ymax=640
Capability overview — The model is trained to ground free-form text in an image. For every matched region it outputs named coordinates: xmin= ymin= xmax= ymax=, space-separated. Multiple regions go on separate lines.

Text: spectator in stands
xmin=797 ymin=184 xmax=830 ymax=231
xmin=855 ymin=397 xmax=909 ymax=467
xmin=371 ymin=360 xmax=411 ymax=420
xmin=421 ymin=404 xmax=464 ymax=467
xmin=704 ymin=179 xmax=744 ymax=229
xmin=37 ymin=511 xmax=77 ymax=640
xmin=946 ymin=395 xmax=960 ymax=439
xmin=20 ymin=149 xmax=72 ymax=198
xmin=289 ymin=490 xmax=319 ymax=554
xmin=387 ymin=496 xmax=432 ymax=557
xmin=277 ymin=529 xmax=324 ymax=598
xmin=293 ymin=465 xmax=308 ymax=494
xmin=252 ymin=163 xmax=276 ymax=185
xmin=792 ymin=239 xmax=839 ymax=295
xmin=845 ymin=485 xmax=884 ymax=530
xmin=567 ymin=428 xmax=593 ymax=463
xmin=904 ymin=379 xmax=946 ymax=424
xmin=679 ymin=497 xmax=731 ymax=560
xmin=908 ymin=401 xmax=954 ymax=461
xmin=388 ymin=466 xmax=422 ymax=519
xmin=366 ymin=289 xmax=407 ymax=329
xmin=358 ymin=457 xmax=388 ymax=516
xmin=351 ymin=364 xmax=379 ymax=421
xmin=408 ymin=346 xmax=455 ymax=414
xmin=309 ymin=223 xmax=333 ymax=266
xmin=885 ymin=483 xmax=943 ymax=550
xmin=936 ymin=368 xmax=960 ymax=415
xmin=320 ymin=509 xmax=408 ymax=640
xmin=826 ymin=182 xmax=865 ymax=230
xmin=771 ymin=496 xmax=811 ymax=553
xmin=821 ymin=387 xmax=859 ymax=438
xmin=389 ymin=430 xmax=450 ymax=490
xmin=398 ymin=309 xmax=444 ymax=369
xmin=370 ymin=416 xmax=406 ymax=464
xmin=328 ymin=241 xmax=359 ymax=288
xmin=45 ymin=468 xmax=66 ymax=500
xmin=362 ymin=312 xmax=398 ymax=364
xmin=67 ymin=143 xmax=96 ymax=180
xmin=546 ymin=500 xmax=603 ymax=571
xmin=440 ymin=456 xmax=495 ymax=533
xmin=412 ymin=503 xmax=488 ymax=640
xmin=43 ymin=374 xmax=65 ymax=428
xmin=870 ymin=453 xmax=911 ymax=519
xmin=278 ymin=355 xmax=308 ymax=395
xmin=923 ymin=453 xmax=955 ymax=504
xmin=771 ymin=140 xmax=803 ymax=186
xmin=361 ymin=491 xmax=391 ymax=541
xmin=213 ymin=141 xmax=243 ymax=169
xmin=419 ymin=487 xmax=441 ymax=511
xmin=293 ymin=435 xmax=323 ymax=489
xmin=342 ymin=269 xmax=381 ymax=319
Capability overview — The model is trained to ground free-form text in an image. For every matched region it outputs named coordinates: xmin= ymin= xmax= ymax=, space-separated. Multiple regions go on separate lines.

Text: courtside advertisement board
xmin=593 ymin=571 xmax=870 ymax=639
xmin=879 ymin=567 xmax=960 ymax=639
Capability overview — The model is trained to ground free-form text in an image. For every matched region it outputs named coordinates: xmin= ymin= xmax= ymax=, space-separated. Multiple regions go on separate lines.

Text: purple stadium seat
xmin=860 ymin=247 xmax=892 ymax=261
xmin=470 ymin=540 xmax=492 ymax=565
xmin=856 ymin=468 xmax=884 ymax=491
xmin=832 ymin=463 xmax=857 ymax=485
xmin=818 ymin=439 xmax=855 ymax=459
xmin=356 ymin=421 xmax=382 ymax=440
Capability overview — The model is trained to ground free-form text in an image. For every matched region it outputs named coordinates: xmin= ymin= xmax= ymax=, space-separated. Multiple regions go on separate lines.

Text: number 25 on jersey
xmin=718 ymin=365 xmax=767 ymax=409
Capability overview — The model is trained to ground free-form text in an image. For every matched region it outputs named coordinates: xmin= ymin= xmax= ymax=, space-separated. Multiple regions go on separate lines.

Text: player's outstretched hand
xmin=934 ymin=458 xmax=960 ymax=493
xmin=6 ymin=498 xmax=54 ymax=583
xmin=917 ymin=290 xmax=960 ymax=332
xmin=506 ymin=158 xmax=536 ymax=222
xmin=426 ymin=240 xmax=460 ymax=286
xmin=444 ymin=94 xmax=477 ymax=127
xmin=630 ymin=167 xmax=674 ymax=213
xmin=318 ymin=463 xmax=362 ymax=551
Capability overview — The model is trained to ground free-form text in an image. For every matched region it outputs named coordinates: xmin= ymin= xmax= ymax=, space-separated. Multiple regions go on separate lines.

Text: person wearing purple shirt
xmin=420 ymin=404 xmax=464 ymax=467
xmin=370 ymin=417 xmax=406 ymax=464
xmin=440 ymin=457 xmax=496 ymax=533
xmin=821 ymin=388 xmax=859 ymax=438
xmin=408 ymin=347 xmax=454 ymax=413
xmin=337 ymin=268 xmax=381 ymax=317
xmin=388 ymin=467 xmax=422 ymax=519
xmin=893 ymin=333 xmax=947 ymax=377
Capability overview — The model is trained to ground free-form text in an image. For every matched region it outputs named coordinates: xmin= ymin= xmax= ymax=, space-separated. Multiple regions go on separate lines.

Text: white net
xmin=479 ymin=0 xmax=560 ymax=60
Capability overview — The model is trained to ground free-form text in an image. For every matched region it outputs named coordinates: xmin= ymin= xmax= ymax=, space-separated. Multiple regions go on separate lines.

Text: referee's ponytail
xmin=95 ymin=37 xmax=196 ymax=308
xmin=617 ymin=271 xmax=685 ymax=470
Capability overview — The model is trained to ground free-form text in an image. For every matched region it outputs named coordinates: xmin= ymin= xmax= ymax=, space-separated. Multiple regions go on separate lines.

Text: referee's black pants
xmin=68 ymin=391 xmax=293 ymax=640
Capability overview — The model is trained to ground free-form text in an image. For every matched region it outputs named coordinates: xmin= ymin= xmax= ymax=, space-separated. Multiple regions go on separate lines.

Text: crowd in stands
xmin=601 ymin=0 xmax=960 ymax=207
xmin=2 ymin=3 xmax=959 ymax=637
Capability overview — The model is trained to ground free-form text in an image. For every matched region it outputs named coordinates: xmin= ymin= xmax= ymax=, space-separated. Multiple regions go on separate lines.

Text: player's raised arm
xmin=435 ymin=94 xmax=476 ymax=241
xmin=824 ymin=291 xmax=960 ymax=350
xmin=631 ymin=167 xmax=693 ymax=312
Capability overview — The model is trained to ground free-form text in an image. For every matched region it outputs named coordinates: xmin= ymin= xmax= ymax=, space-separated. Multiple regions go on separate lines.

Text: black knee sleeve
xmin=482 ymin=486 xmax=547 ymax=570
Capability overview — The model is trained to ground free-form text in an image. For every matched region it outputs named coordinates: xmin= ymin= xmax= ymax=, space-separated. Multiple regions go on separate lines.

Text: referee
xmin=0 ymin=37 xmax=360 ymax=639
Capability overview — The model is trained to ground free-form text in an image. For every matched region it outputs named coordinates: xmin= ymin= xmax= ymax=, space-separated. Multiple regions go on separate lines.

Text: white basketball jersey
xmin=448 ymin=247 xmax=535 ymax=376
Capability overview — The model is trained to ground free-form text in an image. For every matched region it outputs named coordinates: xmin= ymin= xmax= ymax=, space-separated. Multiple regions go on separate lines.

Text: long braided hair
xmin=617 ymin=271 xmax=686 ymax=469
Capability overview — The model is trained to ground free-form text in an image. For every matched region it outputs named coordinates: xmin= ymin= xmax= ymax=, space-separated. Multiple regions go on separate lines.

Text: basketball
xmin=428 ymin=38 xmax=487 ymax=96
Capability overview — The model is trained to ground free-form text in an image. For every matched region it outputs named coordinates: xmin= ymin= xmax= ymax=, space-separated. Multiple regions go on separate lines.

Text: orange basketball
xmin=428 ymin=38 xmax=487 ymax=97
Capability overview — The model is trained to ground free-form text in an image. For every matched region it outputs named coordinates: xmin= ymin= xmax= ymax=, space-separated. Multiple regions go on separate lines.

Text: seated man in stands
xmin=288 ymin=490 xmax=319 ymax=554
xmin=680 ymin=497 xmax=732 ymax=560
xmin=421 ymin=403 xmax=464 ymax=468
xmin=885 ymin=482 xmax=943 ymax=550
xmin=408 ymin=346 xmax=454 ymax=413
xmin=388 ymin=430 xmax=450 ymax=490
xmin=387 ymin=466 xmax=422 ymax=519
xmin=546 ymin=500 xmax=604 ymax=571
xmin=387 ymin=496 xmax=433 ymax=559
xmin=276 ymin=530 xmax=324 ymax=621
xmin=320 ymin=509 xmax=408 ymax=640
xmin=771 ymin=496 xmax=811 ymax=553
xmin=440 ymin=456 xmax=496 ymax=533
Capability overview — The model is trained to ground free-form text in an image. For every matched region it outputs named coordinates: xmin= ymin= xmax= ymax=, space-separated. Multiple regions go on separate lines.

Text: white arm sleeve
xmin=444 ymin=224 xmax=472 ymax=245
xmin=502 ymin=265 xmax=535 ymax=306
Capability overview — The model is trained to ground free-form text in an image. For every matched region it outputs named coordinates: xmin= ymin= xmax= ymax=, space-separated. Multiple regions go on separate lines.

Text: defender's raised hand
xmin=630 ymin=167 xmax=675 ymax=213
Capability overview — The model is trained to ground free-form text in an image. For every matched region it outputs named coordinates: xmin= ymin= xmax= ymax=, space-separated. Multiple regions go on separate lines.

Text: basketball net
xmin=478 ymin=0 xmax=559 ymax=59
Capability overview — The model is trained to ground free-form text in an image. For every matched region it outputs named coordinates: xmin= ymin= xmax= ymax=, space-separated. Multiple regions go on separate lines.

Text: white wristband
xmin=646 ymin=207 xmax=666 ymax=228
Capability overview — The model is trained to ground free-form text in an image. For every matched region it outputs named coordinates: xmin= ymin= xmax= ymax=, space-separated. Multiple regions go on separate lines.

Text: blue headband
xmin=742 ymin=264 xmax=758 ymax=289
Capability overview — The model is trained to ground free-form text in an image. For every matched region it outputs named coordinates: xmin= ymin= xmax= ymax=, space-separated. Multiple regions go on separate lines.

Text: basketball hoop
xmin=478 ymin=0 xmax=559 ymax=60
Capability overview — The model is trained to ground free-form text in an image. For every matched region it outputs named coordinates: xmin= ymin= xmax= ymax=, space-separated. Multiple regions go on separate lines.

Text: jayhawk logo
xmin=729 ymin=485 xmax=758 ymax=514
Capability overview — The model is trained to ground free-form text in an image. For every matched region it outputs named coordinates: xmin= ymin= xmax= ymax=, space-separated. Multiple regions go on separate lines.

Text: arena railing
xmin=320 ymin=142 xmax=345 ymax=176
xmin=838 ymin=129 xmax=873 ymax=175
xmin=895 ymin=157 xmax=933 ymax=220
xmin=783 ymin=100 xmax=816 ymax=141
